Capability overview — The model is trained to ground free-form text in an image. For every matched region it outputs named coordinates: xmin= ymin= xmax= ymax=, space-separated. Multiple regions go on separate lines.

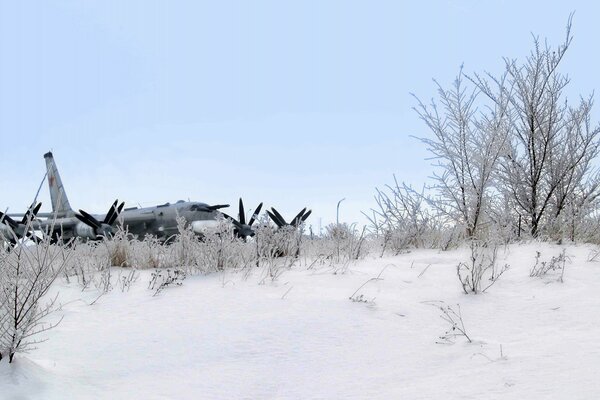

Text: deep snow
xmin=1 ymin=242 xmax=600 ymax=399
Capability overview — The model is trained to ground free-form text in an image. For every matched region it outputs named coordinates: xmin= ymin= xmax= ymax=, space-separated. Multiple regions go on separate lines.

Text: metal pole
xmin=336 ymin=198 xmax=346 ymax=225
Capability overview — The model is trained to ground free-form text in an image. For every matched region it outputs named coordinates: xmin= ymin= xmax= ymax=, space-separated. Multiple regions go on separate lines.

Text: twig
xmin=348 ymin=264 xmax=392 ymax=302
xmin=281 ymin=286 xmax=293 ymax=299
xmin=418 ymin=264 xmax=431 ymax=278
xmin=423 ymin=301 xmax=472 ymax=344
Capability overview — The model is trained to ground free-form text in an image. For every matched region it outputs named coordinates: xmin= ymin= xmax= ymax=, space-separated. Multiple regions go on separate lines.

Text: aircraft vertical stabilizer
xmin=44 ymin=152 xmax=74 ymax=217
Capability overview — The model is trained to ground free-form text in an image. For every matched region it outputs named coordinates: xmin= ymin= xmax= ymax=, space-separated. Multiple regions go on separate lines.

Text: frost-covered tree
xmin=472 ymin=16 xmax=600 ymax=237
xmin=413 ymin=70 xmax=509 ymax=238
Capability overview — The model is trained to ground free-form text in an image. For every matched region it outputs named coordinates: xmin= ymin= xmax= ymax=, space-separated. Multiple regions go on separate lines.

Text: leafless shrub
xmin=0 ymin=229 xmax=73 ymax=362
xmin=119 ymin=269 xmax=139 ymax=292
xmin=63 ymin=241 xmax=99 ymax=289
xmin=424 ymin=301 xmax=472 ymax=344
xmin=530 ymin=249 xmax=569 ymax=281
xmin=485 ymin=193 xmax=521 ymax=244
xmin=587 ymin=248 xmax=600 ymax=262
xmin=565 ymin=203 xmax=600 ymax=244
xmin=90 ymin=267 xmax=114 ymax=305
xmin=190 ymin=220 xmax=252 ymax=274
xmin=306 ymin=222 xmax=368 ymax=274
xmin=105 ymin=227 xmax=136 ymax=268
xmin=367 ymin=179 xmax=444 ymax=255
xmin=109 ymin=244 xmax=129 ymax=268
xmin=438 ymin=225 xmax=464 ymax=251
xmin=172 ymin=216 xmax=200 ymax=269
xmin=148 ymin=268 xmax=186 ymax=296
xmin=115 ymin=233 xmax=168 ymax=270
xmin=254 ymin=225 xmax=300 ymax=282
xmin=326 ymin=223 xmax=367 ymax=261
xmin=92 ymin=265 xmax=113 ymax=294
xmin=457 ymin=240 xmax=508 ymax=294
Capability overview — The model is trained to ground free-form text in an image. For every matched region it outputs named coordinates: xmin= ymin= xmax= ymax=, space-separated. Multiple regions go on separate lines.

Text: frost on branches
xmin=373 ymin=16 xmax=600 ymax=244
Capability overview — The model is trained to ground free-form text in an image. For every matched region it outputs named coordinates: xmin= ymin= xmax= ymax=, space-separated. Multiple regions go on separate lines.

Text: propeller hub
xmin=75 ymin=199 xmax=124 ymax=241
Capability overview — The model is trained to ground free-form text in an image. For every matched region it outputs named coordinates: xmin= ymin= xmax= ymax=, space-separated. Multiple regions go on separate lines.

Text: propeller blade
xmin=270 ymin=208 xmax=288 ymax=226
xmin=106 ymin=200 xmax=125 ymax=226
xmin=221 ymin=213 xmax=243 ymax=229
xmin=75 ymin=213 xmax=94 ymax=229
xmin=25 ymin=231 xmax=41 ymax=244
xmin=21 ymin=202 xmax=42 ymax=224
xmin=0 ymin=212 xmax=19 ymax=230
xmin=20 ymin=209 xmax=31 ymax=225
xmin=32 ymin=202 xmax=42 ymax=216
xmin=76 ymin=210 xmax=102 ymax=230
xmin=248 ymin=202 xmax=263 ymax=226
xmin=238 ymin=198 xmax=246 ymax=225
xmin=267 ymin=210 xmax=285 ymax=228
xmin=103 ymin=200 xmax=119 ymax=225
xmin=300 ymin=209 xmax=312 ymax=222
xmin=266 ymin=211 xmax=279 ymax=227
xmin=290 ymin=208 xmax=307 ymax=227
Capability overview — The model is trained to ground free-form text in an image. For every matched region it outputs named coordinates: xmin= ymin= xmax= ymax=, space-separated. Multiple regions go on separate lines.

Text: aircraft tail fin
xmin=43 ymin=152 xmax=74 ymax=217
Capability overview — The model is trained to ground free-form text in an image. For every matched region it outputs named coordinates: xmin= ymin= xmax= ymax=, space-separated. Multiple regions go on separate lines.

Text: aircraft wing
xmin=7 ymin=212 xmax=52 ymax=218
xmin=33 ymin=216 xmax=79 ymax=230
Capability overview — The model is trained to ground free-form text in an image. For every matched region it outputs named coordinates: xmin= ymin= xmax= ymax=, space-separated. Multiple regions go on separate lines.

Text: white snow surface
xmin=2 ymin=242 xmax=600 ymax=399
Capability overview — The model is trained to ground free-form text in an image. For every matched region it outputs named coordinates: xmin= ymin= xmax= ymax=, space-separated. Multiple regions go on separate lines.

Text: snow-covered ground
xmin=2 ymin=242 xmax=600 ymax=399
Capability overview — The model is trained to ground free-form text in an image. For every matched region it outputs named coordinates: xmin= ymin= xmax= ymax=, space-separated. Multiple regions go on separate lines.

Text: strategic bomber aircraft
xmin=0 ymin=152 xmax=312 ymax=246
xmin=0 ymin=152 xmax=230 ymax=244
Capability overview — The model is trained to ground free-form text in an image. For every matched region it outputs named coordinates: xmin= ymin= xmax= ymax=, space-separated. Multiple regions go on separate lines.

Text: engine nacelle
xmin=74 ymin=222 xmax=96 ymax=240
xmin=191 ymin=220 xmax=220 ymax=234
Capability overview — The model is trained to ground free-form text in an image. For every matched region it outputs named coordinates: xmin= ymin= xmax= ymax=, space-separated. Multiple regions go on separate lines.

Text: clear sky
xmin=1 ymin=1 xmax=599 ymax=232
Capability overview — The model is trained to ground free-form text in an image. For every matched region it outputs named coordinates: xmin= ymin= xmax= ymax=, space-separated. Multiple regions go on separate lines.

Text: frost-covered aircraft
xmin=2 ymin=152 xmax=230 ymax=243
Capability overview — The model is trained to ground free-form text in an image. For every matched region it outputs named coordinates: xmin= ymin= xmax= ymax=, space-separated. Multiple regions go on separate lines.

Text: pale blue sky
xmin=1 ymin=1 xmax=599 ymax=230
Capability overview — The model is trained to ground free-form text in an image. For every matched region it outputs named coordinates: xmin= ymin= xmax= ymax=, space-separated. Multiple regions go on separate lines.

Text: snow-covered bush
xmin=325 ymin=223 xmax=367 ymax=262
xmin=189 ymin=221 xmax=253 ymax=273
xmin=456 ymin=240 xmax=508 ymax=294
xmin=0 ymin=234 xmax=73 ymax=363
xmin=63 ymin=240 xmax=103 ymax=289
xmin=424 ymin=301 xmax=472 ymax=344
xmin=530 ymin=249 xmax=568 ymax=281
xmin=148 ymin=268 xmax=186 ymax=296
xmin=103 ymin=228 xmax=132 ymax=268
xmin=131 ymin=234 xmax=165 ymax=269
xmin=367 ymin=178 xmax=447 ymax=254
xmin=253 ymin=225 xmax=302 ymax=282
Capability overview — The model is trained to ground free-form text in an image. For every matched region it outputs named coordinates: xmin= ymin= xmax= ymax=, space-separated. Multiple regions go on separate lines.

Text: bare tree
xmin=413 ymin=69 xmax=509 ymax=238
xmin=549 ymin=98 xmax=600 ymax=240
xmin=472 ymin=16 xmax=600 ymax=237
